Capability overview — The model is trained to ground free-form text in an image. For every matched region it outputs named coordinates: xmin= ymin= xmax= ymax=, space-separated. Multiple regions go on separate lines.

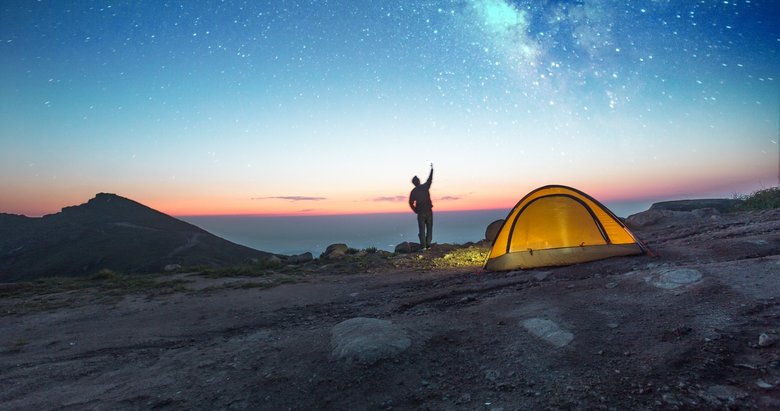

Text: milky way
xmin=1 ymin=1 xmax=777 ymax=216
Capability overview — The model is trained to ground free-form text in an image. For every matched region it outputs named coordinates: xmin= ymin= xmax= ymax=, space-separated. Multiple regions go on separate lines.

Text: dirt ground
xmin=1 ymin=208 xmax=779 ymax=410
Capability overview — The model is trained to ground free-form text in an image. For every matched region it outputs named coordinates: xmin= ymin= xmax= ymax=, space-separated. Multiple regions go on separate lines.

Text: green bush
xmin=733 ymin=187 xmax=780 ymax=211
xmin=89 ymin=268 xmax=120 ymax=281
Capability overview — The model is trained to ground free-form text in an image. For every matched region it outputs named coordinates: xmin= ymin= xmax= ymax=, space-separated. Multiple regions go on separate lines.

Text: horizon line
xmin=173 ymin=207 xmax=513 ymax=218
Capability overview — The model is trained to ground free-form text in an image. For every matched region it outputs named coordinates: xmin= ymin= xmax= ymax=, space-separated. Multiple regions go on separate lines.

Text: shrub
xmin=432 ymin=246 xmax=489 ymax=268
xmin=733 ymin=187 xmax=780 ymax=211
xmin=89 ymin=268 xmax=120 ymax=281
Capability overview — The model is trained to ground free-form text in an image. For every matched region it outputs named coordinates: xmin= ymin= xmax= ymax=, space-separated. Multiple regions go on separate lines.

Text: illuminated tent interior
xmin=484 ymin=185 xmax=646 ymax=271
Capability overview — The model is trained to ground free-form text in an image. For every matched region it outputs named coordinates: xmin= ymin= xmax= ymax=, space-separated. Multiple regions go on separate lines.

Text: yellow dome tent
xmin=484 ymin=185 xmax=646 ymax=271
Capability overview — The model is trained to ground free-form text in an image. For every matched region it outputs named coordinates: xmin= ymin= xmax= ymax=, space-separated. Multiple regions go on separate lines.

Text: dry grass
xmin=0 ymin=269 xmax=192 ymax=315
xmin=432 ymin=246 xmax=489 ymax=269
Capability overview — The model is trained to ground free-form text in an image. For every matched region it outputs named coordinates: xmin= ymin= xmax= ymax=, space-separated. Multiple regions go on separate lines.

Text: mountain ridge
xmin=0 ymin=193 xmax=274 ymax=282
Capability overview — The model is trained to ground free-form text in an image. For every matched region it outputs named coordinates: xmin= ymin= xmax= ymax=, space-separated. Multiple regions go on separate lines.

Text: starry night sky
xmin=1 ymin=1 xmax=778 ymax=216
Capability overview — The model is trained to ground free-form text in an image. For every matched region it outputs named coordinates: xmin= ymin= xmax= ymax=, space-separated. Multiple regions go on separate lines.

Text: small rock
xmin=532 ymin=271 xmax=550 ymax=281
xmin=756 ymin=379 xmax=774 ymax=389
xmin=701 ymin=384 xmax=746 ymax=404
xmin=459 ymin=296 xmax=476 ymax=304
xmin=394 ymin=241 xmax=423 ymax=254
xmin=758 ymin=333 xmax=775 ymax=347
xmin=163 ymin=263 xmax=181 ymax=272
xmin=522 ymin=318 xmax=574 ymax=348
xmin=605 ymin=282 xmax=618 ymax=289
xmin=455 ymin=393 xmax=471 ymax=404
xmin=485 ymin=369 xmax=500 ymax=382
xmin=662 ymin=393 xmax=682 ymax=406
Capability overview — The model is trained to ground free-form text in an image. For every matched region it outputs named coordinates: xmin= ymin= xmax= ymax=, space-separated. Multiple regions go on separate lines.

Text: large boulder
xmin=394 ymin=241 xmax=422 ymax=254
xmin=625 ymin=209 xmax=669 ymax=228
xmin=485 ymin=219 xmax=504 ymax=242
xmin=323 ymin=243 xmax=349 ymax=259
xmin=330 ymin=317 xmax=411 ymax=364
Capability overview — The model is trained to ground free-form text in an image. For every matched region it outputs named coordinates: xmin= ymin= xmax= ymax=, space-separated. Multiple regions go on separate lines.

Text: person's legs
xmin=417 ymin=213 xmax=426 ymax=246
xmin=425 ymin=212 xmax=433 ymax=248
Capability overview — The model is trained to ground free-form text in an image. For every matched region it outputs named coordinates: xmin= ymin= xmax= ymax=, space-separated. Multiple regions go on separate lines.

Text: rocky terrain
xmin=0 ymin=193 xmax=275 ymax=281
xmin=1 ymin=204 xmax=779 ymax=410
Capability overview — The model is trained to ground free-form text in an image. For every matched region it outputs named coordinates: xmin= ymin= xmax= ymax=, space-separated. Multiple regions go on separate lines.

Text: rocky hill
xmin=0 ymin=193 xmax=274 ymax=282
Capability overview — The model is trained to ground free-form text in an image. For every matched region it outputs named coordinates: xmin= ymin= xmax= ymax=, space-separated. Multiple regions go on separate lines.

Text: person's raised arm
xmin=424 ymin=164 xmax=433 ymax=188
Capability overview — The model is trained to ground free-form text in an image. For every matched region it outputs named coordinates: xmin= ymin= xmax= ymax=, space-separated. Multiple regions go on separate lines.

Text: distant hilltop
xmin=0 ymin=193 xmax=275 ymax=282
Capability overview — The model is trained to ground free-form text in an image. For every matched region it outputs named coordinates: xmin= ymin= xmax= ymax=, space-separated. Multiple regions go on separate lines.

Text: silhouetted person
xmin=409 ymin=164 xmax=434 ymax=249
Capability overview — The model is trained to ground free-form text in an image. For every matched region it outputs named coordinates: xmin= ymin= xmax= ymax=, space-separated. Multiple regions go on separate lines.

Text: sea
xmin=179 ymin=200 xmax=652 ymax=256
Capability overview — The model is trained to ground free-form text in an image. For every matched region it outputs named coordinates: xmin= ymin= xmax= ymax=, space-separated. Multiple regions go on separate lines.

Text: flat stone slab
xmin=521 ymin=318 xmax=573 ymax=348
xmin=650 ymin=199 xmax=742 ymax=213
xmin=330 ymin=317 xmax=411 ymax=364
xmin=646 ymin=268 xmax=702 ymax=289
